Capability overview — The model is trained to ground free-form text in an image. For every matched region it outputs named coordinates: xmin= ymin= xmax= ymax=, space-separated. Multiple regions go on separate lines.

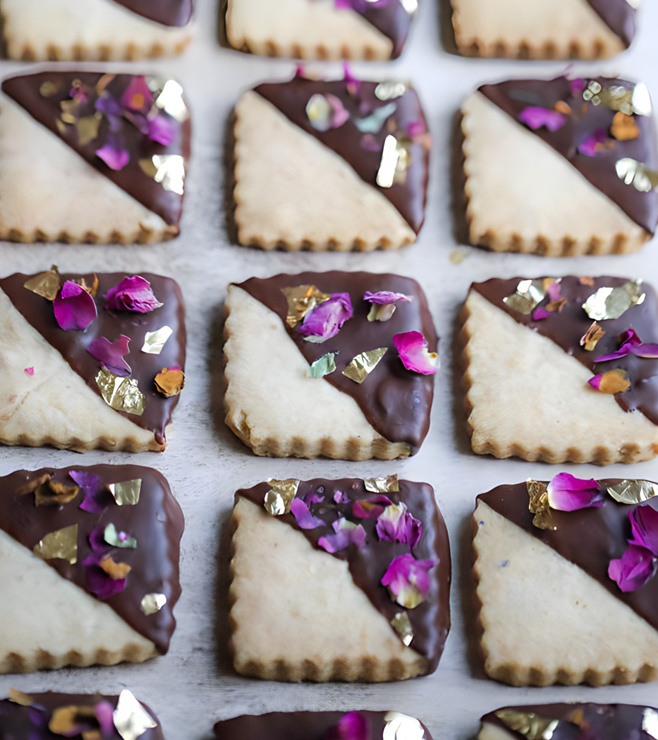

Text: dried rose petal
xmin=392 ymin=331 xmax=438 ymax=375
xmin=578 ymin=128 xmax=609 ymax=156
xmin=104 ymin=276 xmax=163 ymax=313
xmin=588 ymin=368 xmax=630 ymax=394
xmin=608 ymin=544 xmax=657 ymax=592
xmin=53 ymin=281 xmax=98 ymax=331
xmin=297 ymin=293 xmax=353 ymax=343
xmin=83 ymin=559 xmax=127 ymax=600
xmin=95 ymin=702 xmax=115 ymax=736
xmin=580 ymin=322 xmax=605 ymax=351
xmin=24 ymin=367 xmax=34 ymax=376
xmin=318 ymin=519 xmax=366 ymax=553
xmin=148 ymin=115 xmax=176 ymax=146
xmin=596 ymin=329 xmax=658 ymax=362
xmin=304 ymin=491 xmax=325 ymax=506
xmin=69 ymin=470 xmax=105 ymax=514
xmin=334 ymin=490 xmax=350 ymax=504
xmin=381 ymin=553 xmax=435 ymax=609
xmin=352 ymin=495 xmax=393 ymax=520
xmin=325 ymin=711 xmax=370 ymax=740
xmin=629 ymin=505 xmax=658 ymax=555
xmin=290 ymin=498 xmax=325 ymax=530
xmin=96 ymin=142 xmax=130 ymax=171
xmin=363 ymin=291 xmax=412 ymax=305
xmin=546 ymin=473 xmax=604 ymax=512
xmin=87 ymin=335 xmax=131 ymax=377
xmin=376 ymin=502 xmax=422 ymax=549
xmin=120 ymin=75 xmax=153 ymax=113
xmin=306 ymin=93 xmax=349 ymax=132
xmin=570 ymin=78 xmax=586 ymax=96
xmin=519 ymin=106 xmax=566 ymax=132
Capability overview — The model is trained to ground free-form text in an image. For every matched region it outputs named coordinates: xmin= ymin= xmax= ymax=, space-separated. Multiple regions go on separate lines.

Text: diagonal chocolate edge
xmin=478 ymin=480 xmax=658 ymax=633
xmin=234 ymin=271 xmax=437 ymax=451
xmin=0 ymin=465 xmax=184 ymax=655
xmin=236 ymin=478 xmax=451 ymax=672
xmin=472 ymin=276 xmax=658 ymax=427
xmin=587 ymin=0 xmax=637 ymax=47
xmin=478 ymin=76 xmax=658 ymax=234
xmin=112 ymin=0 xmax=194 ymax=26
xmin=1 ymin=70 xmax=192 ymax=227
xmin=254 ymin=76 xmax=430 ymax=234
xmin=0 ymin=271 xmax=187 ymax=444
xmin=349 ymin=1 xmax=415 ymax=58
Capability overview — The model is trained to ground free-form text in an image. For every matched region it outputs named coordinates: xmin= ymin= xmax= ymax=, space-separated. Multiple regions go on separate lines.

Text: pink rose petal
xmin=546 ymin=473 xmax=605 ymax=512
xmin=629 ymin=505 xmax=658 ymax=555
xmin=290 ymin=498 xmax=325 ymax=530
xmin=96 ymin=142 xmax=130 ymax=171
xmin=148 ymin=115 xmax=176 ymax=146
xmin=608 ymin=544 xmax=657 ymax=592
xmin=87 ymin=335 xmax=131 ymax=377
xmin=104 ymin=276 xmax=163 ymax=313
xmin=363 ymin=291 xmax=412 ymax=305
xmin=375 ymin=502 xmax=422 ymax=549
xmin=392 ymin=331 xmax=438 ymax=375
xmin=334 ymin=490 xmax=350 ymax=504
xmin=297 ymin=293 xmax=353 ymax=343
xmin=352 ymin=495 xmax=393 ymax=520
xmin=381 ymin=553 xmax=435 ymax=608
xmin=595 ymin=329 xmax=658 ymax=362
xmin=570 ymin=78 xmax=586 ymax=96
xmin=70 ymin=470 xmax=105 ymax=514
xmin=325 ymin=711 xmax=370 ymax=740
xmin=54 ymin=281 xmax=98 ymax=331
xmin=95 ymin=702 xmax=115 ymax=736
xmin=121 ymin=75 xmax=154 ymax=113
xmin=578 ymin=128 xmax=608 ymax=157
xmin=24 ymin=367 xmax=34 ymax=376
xmin=304 ymin=491 xmax=325 ymax=506
xmin=519 ymin=106 xmax=567 ymax=132
xmin=318 ymin=519 xmax=366 ymax=553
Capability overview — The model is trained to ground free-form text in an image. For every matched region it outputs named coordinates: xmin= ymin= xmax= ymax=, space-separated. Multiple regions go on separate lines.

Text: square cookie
xmin=0 ymin=689 xmax=165 ymax=738
xmin=0 ymin=270 xmax=186 ymax=452
xmin=224 ymin=271 xmax=438 ymax=460
xmin=0 ymin=465 xmax=183 ymax=673
xmin=479 ymin=703 xmax=658 ymax=740
xmin=451 ymin=0 xmax=637 ymax=59
xmin=462 ymin=75 xmax=657 ymax=255
xmin=229 ymin=477 xmax=451 ymax=682
xmin=233 ymin=72 xmax=431 ymax=250
xmin=462 ymin=276 xmax=658 ymax=465
xmin=3 ymin=0 xmax=194 ymax=61
xmin=215 ymin=711 xmax=433 ymax=739
xmin=474 ymin=476 xmax=658 ymax=686
xmin=226 ymin=0 xmax=416 ymax=60
xmin=0 ymin=69 xmax=191 ymax=244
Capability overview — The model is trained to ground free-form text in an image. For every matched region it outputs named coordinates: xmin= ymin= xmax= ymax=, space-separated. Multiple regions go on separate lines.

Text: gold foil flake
xmin=527 ymin=480 xmax=555 ymax=531
xmin=368 ymin=303 xmax=397 ymax=322
xmin=584 ymin=82 xmax=635 ymax=115
xmin=74 ymin=274 xmax=99 ymax=297
xmin=580 ymin=322 xmax=605 ymax=351
xmin=391 ymin=612 xmax=413 ymax=646
xmin=139 ymin=155 xmax=185 ymax=195
xmin=152 ymin=78 xmax=189 ymax=122
xmin=33 ymin=524 xmax=78 ymax=564
xmin=100 ymin=556 xmax=131 ymax=580
xmin=281 ymin=285 xmax=330 ymax=328
xmin=376 ymin=134 xmax=410 ymax=188
xmin=113 ymin=689 xmax=158 ymax=740
xmin=108 ymin=479 xmax=142 ymax=506
xmin=264 ymin=479 xmax=300 ymax=516
xmin=76 ymin=114 xmax=101 ymax=146
xmin=606 ymin=479 xmax=658 ymax=505
xmin=342 ymin=347 xmax=387 ymax=383
xmin=611 ymin=112 xmax=640 ymax=141
xmin=96 ymin=368 xmax=146 ymax=416
xmin=616 ymin=157 xmax=658 ymax=193
xmin=383 ymin=712 xmax=425 ymax=740
xmin=23 ymin=269 xmax=60 ymax=301
xmin=375 ymin=80 xmax=408 ymax=101
xmin=141 ymin=593 xmax=167 ymax=615
xmin=495 ymin=710 xmax=560 ymax=740
xmin=142 ymin=326 xmax=173 ymax=355
xmin=8 ymin=688 xmax=33 ymax=706
xmin=364 ymin=475 xmax=399 ymax=493
xmin=582 ymin=279 xmax=645 ymax=320
xmin=643 ymin=708 xmax=658 ymax=739
xmin=309 ymin=353 xmax=337 ymax=378
xmin=39 ymin=80 xmax=61 ymax=97
xmin=154 ymin=367 xmax=185 ymax=398
xmin=503 ymin=278 xmax=556 ymax=315
xmin=50 ymin=706 xmax=99 ymax=735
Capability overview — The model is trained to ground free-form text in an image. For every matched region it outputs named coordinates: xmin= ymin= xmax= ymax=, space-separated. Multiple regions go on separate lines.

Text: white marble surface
xmin=1 ymin=1 xmax=658 ymax=738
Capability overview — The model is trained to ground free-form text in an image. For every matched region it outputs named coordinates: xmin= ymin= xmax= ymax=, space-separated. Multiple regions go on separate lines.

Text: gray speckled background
xmin=1 ymin=1 xmax=658 ymax=738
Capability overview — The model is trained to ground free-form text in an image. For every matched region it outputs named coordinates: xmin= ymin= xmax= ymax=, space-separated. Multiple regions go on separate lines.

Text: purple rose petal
xmin=352 ymin=495 xmax=393 ymax=520
xmin=325 ymin=711 xmax=370 ymax=740
xmin=121 ymin=75 xmax=153 ymax=113
xmin=304 ymin=491 xmax=325 ymax=506
xmin=578 ymin=128 xmax=608 ymax=157
xmin=375 ymin=502 xmax=422 ymax=549
xmin=519 ymin=106 xmax=567 ymax=132
xmin=104 ymin=276 xmax=163 ymax=313
xmin=570 ymin=78 xmax=586 ymax=96
xmin=596 ymin=329 xmax=658 ymax=362
xmin=318 ymin=519 xmax=366 ymax=553
xmin=148 ymin=115 xmax=176 ymax=146
xmin=84 ymin=564 xmax=127 ymax=600
xmin=69 ymin=470 xmax=105 ymax=514
xmin=363 ymin=291 xmax=412 ymax=305
xmin=290 ymin=498 xmax=325 ymax=530
xmin=297 ymin=293 xmax=353 ymax=343
xmin=95 ymin=702 xmax=115 ymax=736
xmin=96 ymin=142 xmax=130 ymax=171
xmin=53 ymin=281 xmax=98 ymax=331
xmin=629 ymin=505 xmax=658 ymax=555
xmin=334 ymin=490 xmax=350 ymax=504
xmin=546 ymin=473 xmax=605 ymax=512
xmin=86 ymin=335 xmax=132 ymax=377
xmin=381 ymin=553 xmax=435 ymax=608
xmin=88 ymin=527 xmax=108 ymax=554
xmin=393 ymin=331 xmax=438 ymax=375
xmin=609 ymin=543 xmax=657 ymax=593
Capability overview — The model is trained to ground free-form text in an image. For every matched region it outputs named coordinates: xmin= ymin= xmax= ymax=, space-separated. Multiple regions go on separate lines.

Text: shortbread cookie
xmin=224 ymin=271 xmax=438 ymax=459
xmin=2 ymin=0 xmax=194 ymax=61
xmin=474 ymin=476 xmax=658 ymax=686
xmin=463 ymin=276 xmax=658 ymax=464
xmin=215 ymin=711 xmax=433 ymax=739
xmin=233 ymin=73 xmax=431 ymax=250
xmin=229 ymin=477 xmax=451 ymax=682
xmin=0 ymin=465 xmax=183 ymax=673
xmin=479 ymin=702 xmax=658 ymax=740
xmin=226 ymin=0 xmax=416 ymax=60
xmin=0 ymin=69 xmax=191 ymax=243
xmin=0 ymin=270 xmax=186 ymax=452
xmin=452 ymin=0 xmax=637 ymax=59
xmin=462 ymin=76 xmax=658 ymax=255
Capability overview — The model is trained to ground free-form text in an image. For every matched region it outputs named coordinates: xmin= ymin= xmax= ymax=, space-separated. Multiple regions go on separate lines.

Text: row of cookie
xmin=3 ymin=267 xmax=656 ymax=465
xmin=1 ymin=465 xmax=655 ymax=687
xmin=1 ymin=66 xmax=655 ymax=256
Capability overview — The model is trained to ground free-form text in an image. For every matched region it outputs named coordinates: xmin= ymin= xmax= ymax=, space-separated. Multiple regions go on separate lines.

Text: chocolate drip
xmin=112 ymin=0 xmax=194 ymax=26
xmin=479 ymin=76 xmax=658 ymax=233
xmin=2 ymin=71 xmax=191 ymax=227
xmin=237 ymin=478 xmax=451 ymax=672
xmin=215 ymin=711 xmax=432 ymax=740
xmin=235 ymin=271 xmax=437 ymax=451
xmin=0 ymin=465 xmax=184 ymax=654
xmin=473 ymin=276 xmax=658 ymax=427
xmin=483 ymin=702 xmax=657 ymax=740
xmin=587 ymin=0 xmax=637 ymax=47
xmin=0 ymin=272 xmax=186 ymax=444
xmin=255 ymin=78 xmax=429 ymax=233
xmin=478 ymin=480 xmax=658 ymax=633
xmin=0 ymin=691 xmax=163 ymax=740
xmin=351 ymin=2 xmax=414 ymax=58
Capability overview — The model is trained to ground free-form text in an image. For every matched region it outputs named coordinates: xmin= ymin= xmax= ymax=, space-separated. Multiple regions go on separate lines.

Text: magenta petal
xmin=570 ymin=78 xmax=586 ymax=96
xmin=628 ymin=505 xmax=658 ymax=555
xmin=546 ymin=473 xmax=605 ymax=512
xmin=531 ymin=306 xmax=551 ymax=321
xmin=94 ymin=702 xmax=115 ymax=736
xmin=375 ymin=502 xmax=422 ymax=549
xmin=595 ymin=329 xmax=642 ymax=362
xmin=318 ymin=520 xmax=366 ymax=553
xmin=392 ymin=330 xmax=438 ymax=375
xmin=104 ymin=276 xmax=163 ymax=313
xmin=352 ymin=495 xmax=393 ymax=520
xmin=381 ymin=553 xmax=435 ymax=606
xmin=609 ymin=544 xmax=657 ymax=592
xmin=632 ymin=343 xmax=658 ymax=358
xmin=87 ymin=335 xmax=132 ymax=377
xmin=297 ymin=293 xmax=353 ymax=343
xmin=290 ymin=498 xmax=325 ymax=530
xmin=120 ymin=75 xmax=153 ymax=112
xmin=304 ymin=492 xmax=325 ymax=506
xmin=69 ymin=470 xmax=105 ymax=514
xmin=407 ymin=119 xmax=426 ymax=138
xmin=519 ymin=106 xmax=566 ymax=132
xmin=577 ymin=128 xmax=608 ymax=157
xmin=88 ymin=527 xmax=108 ymax=554
xmin=96 ymin=143 xmax=130 ymax=171
xmin=325 ymin=711 xmax=370 ymax=740
xmin=148 ymin=115 xmax=176 ymax=145
xmin=334 ymin=490 xmax=350 ymax=504
xmin=85 ymin=566 xmax=127 ymax=600
xmin=363 ymin=291 xmax=412 ymax=305
xmin=53 ymin=281 xmax=98 ymax=331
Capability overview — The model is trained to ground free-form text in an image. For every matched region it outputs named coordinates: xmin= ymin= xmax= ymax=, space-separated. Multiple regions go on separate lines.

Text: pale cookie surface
xmin=229 ymin=497 xmax=428 ymax=682
xmin=478 ymin=724 xmax=516 ymax=740
xmin=473 ymin=500 xmax=658 ymax=686
xmin=462 ymin=92 xmax=648 ymax=255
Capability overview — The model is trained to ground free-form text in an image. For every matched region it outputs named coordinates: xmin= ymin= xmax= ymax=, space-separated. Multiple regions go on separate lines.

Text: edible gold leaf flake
xmin=96 ymin=368 xmax=146 ymax=416
xmin=154 ymin=367 xmax=185 ymax=398
xmin=376 ymin=134 xmax=410 ymax=188
xmin=142 ymin=326 xmax=173 ymax=354
xmin=309 ymin=353 xmax=337 ymax=378
xmin=383 ymin=712 xmax=425 ymax=740
xmin=367 ymin=304 xmax=396 ymax=322
xmin=264 ymin=479 xmax=300 ymax=516
xmin=364 ymin=475 xmax=399 ymax=493
xmin=50 ymin=706 xmax=98 ymax=736
xmin=281 ymin=285 xmax=330 ymax=328
xmin=141 ymin=593 xmax=167 ymax=615
xmin=643 ymin=708 xmax=658 ymax=739
xmin=39 ymin=80 xmax=60 ymax=97
xmin=527 ymin=480 xmax=555 ymax=531
xmin=580 ymin=322 xmax=605 ymax=351
xmin=100 ymin=556 xmax=132 ymax=580
xmin=108 ymin=479 xmax=142 ymax=506
xmin=33 ymin=524 xmax=78 ymax=564
xmin=495 ymin=710 xmax=560 ymax=740
xmin=139 ymin=155 xmax=185 ymax=195
xmin=152 ymin=78 xmax=189 ymax=121
xmin=585 ymin=82 xmax=635 ymax=115
xmin=375 ymin=80 xmax=408 ymax=101
xmin=582 ymin=279 xmax=645 ymax=320
xmin=616 ymin=157 xmax=658 ymax=193
xmin=76 ymin=114 xmax=101 ymax=146
xmin=342 ymin=347 xmax=387 ymax=383
xmin=391 ymin=612 xmax=413 ymax=646
xmin=607 ymin=479 xmax=658 ymax=505
xmin=8 ymin=688 xmax=33 ymax=706
xmin=504 ymin=278 xmax=556 ymax=315
xmin=23 ymin=269 xmax=60 ymax=301
xmin=113 ymin=689 xmax=158 ymax=740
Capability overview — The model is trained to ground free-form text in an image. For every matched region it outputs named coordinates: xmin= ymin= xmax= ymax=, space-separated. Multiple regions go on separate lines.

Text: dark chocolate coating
xmin=2 ymin=71 xmax=191 ymax=227
xmin=478 ymin=480 xmax=658 ymax=633
xmin=353 ymin=2 xmax=414 ymax=58
xmin=483 ymin=702 xmax=657 ymax=740
xmin=588 ymin=0 xmax=637 ymax=47
xmin=479 ymin=76 xmax=658 ymax=234
xmin=112 ymin=0 xmax=194 ymax=26
xmin=237 ymin=478 xmax=451 ymax=672
xmin=0 ymin=466 xmax=184 ymax=653
xmin=255 ymin=78 xmax=429 ymax=233
xmin=235 ymin=271 xmax=437 ymax=451
xmin=214 ymin=711 xmax=433 ymax=740
xmin=473 ymin=276 xmax=658 ymax=426
xmin=0 ymin=691 xmax=163 ymax=739
xmin=0 ymin=272 xmax=186 ymax=444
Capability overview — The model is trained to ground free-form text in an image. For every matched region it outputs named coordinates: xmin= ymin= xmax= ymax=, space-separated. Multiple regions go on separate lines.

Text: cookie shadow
xmin=449 ymin=301 xmax=474 ymax=457
xmin=216 ymin=0 xmax=230 ymax=49
xmin=222 ymin=108 xmax=240 ymax=247
xmin=437 ymin=0 xmax=460 ymax=56
xmin=459 ymin=512 xmax=487 ymax=679
xmin=450 ymin=110 xmax=470 ymax=246
xmin=214 ymin=505 xmax=239 ymax=676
